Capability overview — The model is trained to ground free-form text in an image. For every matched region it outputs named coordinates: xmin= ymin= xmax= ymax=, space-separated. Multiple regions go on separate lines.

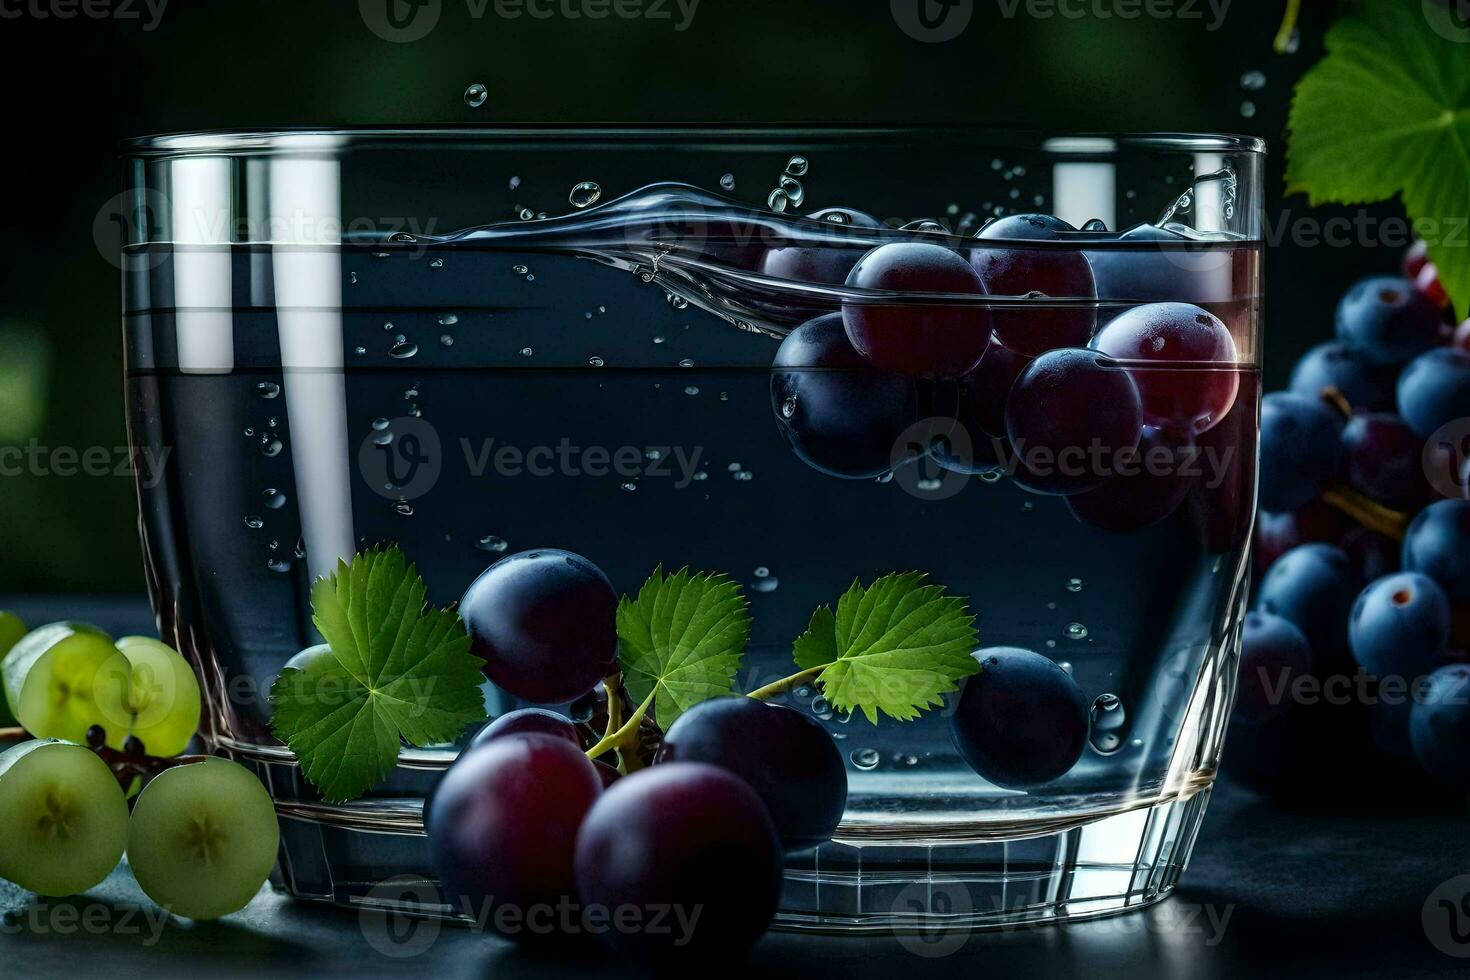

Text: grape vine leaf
xmin=616 ymin=566 xmax=750 ymax=727
xmin=793 ymin=572 xmax=979 ymax=724
xmin=269 ymin=546 xmax=488 ymax=803
xmin=1286 ymin=0 xmax=1470 ymax=311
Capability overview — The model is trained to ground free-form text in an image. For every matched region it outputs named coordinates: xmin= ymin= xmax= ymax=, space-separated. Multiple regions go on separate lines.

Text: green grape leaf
xmin=617 ymin=566 xmax=750 ymax=727
xmin=793 ymin=572 xmax=978 ymax=724
xmin=1286 ymin=0 xmax=1470 ymax=311
xmin=269 ymin=547 xmax=487 ymax=803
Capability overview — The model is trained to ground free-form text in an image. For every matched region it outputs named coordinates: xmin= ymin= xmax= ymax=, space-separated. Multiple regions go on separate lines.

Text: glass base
xmin=251 ymin=737 xmax=1213 ymax=934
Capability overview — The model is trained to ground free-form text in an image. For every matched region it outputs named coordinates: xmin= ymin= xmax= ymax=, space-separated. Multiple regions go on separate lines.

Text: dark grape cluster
xmin=1231 ymin=241 xmax=1470 ymax=795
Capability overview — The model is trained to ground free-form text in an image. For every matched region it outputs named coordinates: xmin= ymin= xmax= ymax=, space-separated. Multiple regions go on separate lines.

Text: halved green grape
xmin=126 ymin=758 xmax=280 ymax=920
xmin=115 ymin=637 xmax=202 ymax=758
xmin=0 ymin=739 xmax=129 ymax=895
xmin=0 ymin=612 xmax=25 ymax=727
xmin=2 ymin=623 xmax=131 ymax=748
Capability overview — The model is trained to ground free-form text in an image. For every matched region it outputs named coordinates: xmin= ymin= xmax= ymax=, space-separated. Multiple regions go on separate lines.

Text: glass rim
xmin=122 ymin=126 xmax=1267 ymax=159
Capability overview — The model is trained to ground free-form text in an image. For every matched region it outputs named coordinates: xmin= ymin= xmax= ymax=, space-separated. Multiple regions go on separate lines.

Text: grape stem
xmin=1321 ymin=485 xmax=1411 ymax=542
xmin=746 ymin=664 xmax=827 ymax=702
xmin=585 ymin=690 xmax=654 ymax=762
xmin=1273 ymin=0 xmax=1300 ymax=55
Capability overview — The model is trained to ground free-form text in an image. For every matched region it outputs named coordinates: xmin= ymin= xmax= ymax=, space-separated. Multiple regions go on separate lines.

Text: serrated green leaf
xmin=1286 ymin=0 xmax=1470 ymax=312
xmin=616 ymin=565 xmax=750 ymax=727
xmin=269 ymin=547 xmax=487 ymax=803
xmin=793 ymin=572 xmax=978 ymax=724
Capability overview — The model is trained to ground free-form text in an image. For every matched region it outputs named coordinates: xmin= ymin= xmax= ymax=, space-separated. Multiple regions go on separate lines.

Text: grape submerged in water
xmin=655 ymin=696 xmax=847 ymax=852
xmin=459 ymin=549 xmax=618 ymax=705
xmin=770 ymin=312 xmax=920 ymax=479
xmin=760 ymin=207 xmax=882 ymax=285
xmin=574 ymin=762 xmax=782 ymax=963
xmin=842 ymin=242 xmax=991 ymax=378
xmin=1089 ymin=302 xmax=1239 ymax=434
xmin=972 ymin=213 xmax=1097 ymax=357
xmin=949 ymin=647 xmax=1088 ymax=788
xmin=471 ymin=708 xmax=582 ymax=751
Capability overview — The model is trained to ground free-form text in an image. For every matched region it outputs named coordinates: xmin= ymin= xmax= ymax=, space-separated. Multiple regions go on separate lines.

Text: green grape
xmin=126 ymin=758 xmax=280 ymax=920
xmin=0 ymin=739 xmax=129 ymax=895
xmin=0 ymin=612 xmax=25 ymax=727
xmin=1 ymin=623 xmax=131 ymax=748
xmin=115 ymin=637 xmax=202 ymax=758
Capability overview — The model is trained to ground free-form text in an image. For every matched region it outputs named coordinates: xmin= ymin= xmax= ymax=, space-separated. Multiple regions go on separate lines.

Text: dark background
xmin=0 ymin=0 xmax=1400 ymax=592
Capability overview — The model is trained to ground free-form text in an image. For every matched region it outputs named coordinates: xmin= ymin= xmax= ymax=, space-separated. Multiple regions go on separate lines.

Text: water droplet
xmin=440 ymin=334 xmax=455 ymax=347
xmin=393 ymin=500 xmax=414 ymax=516
xmin=811 ymin=696 xmax=833 ymax=720
xmin=260 ymin=439 xmax=283 ymax=458
xmin=518 ymin=208 xmax=534 ymax=221
xmin=256 ymin=381 xmax=281 ymax=399
xmin=778 ymin=175 xmax=804 ymax=207
xmin=438 ymin=313 xmax=459 ymax=327
xmin=785 ymin=155 xmax=809 ymax=177
xmin=752 ymin=574 xmax=778 ymax=593
xmin=477 ymin=535 xmax=509 ymax=553
xmin=1080 ymin=218 xmax=1109 ymax=232
xmin=267 ymin=557 xmax=293 ymax=574
xmin=728 ymin=462 xmax=743 ymax=472
xmin=508 ymin=175 xmax=521 ymax=190
xmin=766 ymin=189 xmax=790 ymax=213
xmin=916 ymin=477 xmax=942 ymax=492
xmin=1067 ymin=578 xmax=1084 ymax=593
xmin=520 ymin=347 xmax=534 ymax=358
xmin=850 ymin=748 xmax=880 ymax=771
xmin=263 ymin=488 xmax=287 ymax=510
xmin=371 ymin=418 xmax=390 ymax=431
xmin=244 ymin=515 xmax=264 ymax=529
xmin=353 ymin=346 xmax=366 ymax=357
xmin=1283 ymin=27 xmax=1300 ymax=53
xmin=1066 ymin=623 xmax=1089 ymax=640
xmin=1021 ymin=501 xmax=1034 ymax=513
xmin=373 ymin=431 xmax=393 ymax=446
xmin=683 ymin=386 xmax=700 ymax=396
xmin=348 ymin=271 xmax=358 ymax=285
xmin=652 ymin=336 xmax=665 ymax=345
xmin=780 ymin=396 xmax=797 ymax=419
xmin=464 ymin=83 xmax=488 ymax=108
xmin=1089 ymin=694 xmax=1127 ymax=755
xmin=389 ymin=339 xmax=418 ymax=359
xmin=1240 ymin=70 xmax=1266 ymax=91
xmin=588 ymin=355 xmax=605 ymax=367
xmin=678 ymin=358 xmax=694 ymax=368
xmin=719 ymin=172 xmax=736 ymax=191
xmin=733 ymin=470 xmax=753 ymax=482
xmin=1057 ymin=661 xmax=1073 ymax=674
xmin=619 ymin=482 xmax=637 ymax=493
xmin=667 ymin=293 xmax=689 ymax=310
xmin=691 ymin=471 xmax=708 ymax=482
xmin=569 ymin=181 xmax=602 ymax=209
xmin=428 ymin=257 xmax=444 ymax=270
xmin=875 ymin=471 xmax=894 ymax=484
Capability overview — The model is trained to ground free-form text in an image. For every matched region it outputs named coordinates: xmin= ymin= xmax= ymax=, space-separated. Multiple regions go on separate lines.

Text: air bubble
xmin=263 ymin=488 xmax=287 ymax=509
xmin=1067 ymin=578 xmax=1083 ymax=593
xmin=780 ymin=396 xmax=797 ymax=419
xmin=477 ymin=535 xmax=509 ymax=553
xmin=733 ymin=470 xmax=753 ymax=482
xmin=667 ymin=294 xmax=689 ymax=310
xmin=620 ymin=482 xmax=637 ymax=492
xmin=393 ymin=500 xmax=414 ymax=516
xmin=518 ymin=208 xmax=534 ymax=221
xmin=440 ymin=334 xmax=455 ymax=347
xmin=260 ymin=439 xmax=283 ymax=457
xmin=569 ymin=181 xmax=602 ymax=209
xmin=678 ymin=358 xmax=694 ymax=368
xmin=463 ymin=83 xmax=488 ymax=108
xmin=766 ymin=189 xmax=790 ymax=213
xmin=1089 ymin=694 xmax=1126 ymax=755
xmin=719 ymin=173 xmax=736 ymax=191
xmin=1066 ymin=623 xmax=1089 ymax=640
xmin=1080 ymin=218 xmax=1109 ymax=232
xmin=244 ymin=515 xmax=263 ymax=530
xmin=850 ymin=748 xmax=880 ymax=771
xmin=1240 ymin=70 xmax=1266 ymax=91
xmin=267 ymin=558 xmax=293 ymax=574
xmin=388 ymin=339 xmax=418 ymax=359
xmin=520 ymin=347 xmax=534 ymax=358
xmin=778 ymin=176 xmax=804 ymax=207
xmin=588 ymin=355 xmax=605 ymax=367
xmin=256 ymin=382 xmax=280 ymax=399
xmin=784 ymin=155 xmax=809 ymax=177
xmin=1240 ymin=101 xmax=1257 ymax=119
xmin=684 ymin=386 xmax=700 ymax=396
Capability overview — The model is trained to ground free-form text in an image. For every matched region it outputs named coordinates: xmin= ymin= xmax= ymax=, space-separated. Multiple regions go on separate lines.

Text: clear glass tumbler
xmin=121 ymin=127 xmax=1264 ymax=931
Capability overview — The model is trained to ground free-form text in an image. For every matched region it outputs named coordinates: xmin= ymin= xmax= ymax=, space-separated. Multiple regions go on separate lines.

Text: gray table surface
xmin=4 ymin=595 xmax=1470 ymax=979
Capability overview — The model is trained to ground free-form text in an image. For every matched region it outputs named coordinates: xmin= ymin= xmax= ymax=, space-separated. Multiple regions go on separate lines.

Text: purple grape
xmin=1410 ymin=664 xmax=1470 ymax=788
xmin=1289 ymin=341 xmax=1397 ymax=412
xmin=1402 ymin=499 xmax=1470 ymax=602
xmin=1233 ymin=611 xmax=1313 ymax=724
xmin=592 ymin=760 xmax=621 ymax=788
xmin=1004 ymin=348 xmax=1144 ymax=495
xmin=770 ymin=312 xmax=920 ymax=479
xmin=1341 ymin=413 xmax=1433 ymax=511
xmin=1185 ymin=372 xmax=1258 ymax=553
xmin=1258 ymin=392 xmax=1345 ymax=514
xmin=654 ymin=697 xmax=846 ymax=852
xmin=1066 ymin=425 xmax=1195 ymax=532
xmin=1349 ymin=572 xmax=1451 ymax=679
xmin=427 ymin=734 xmax=602 ymax=941
xmin=1254 ymin=502 xmax=1352 ymax=575
xmin=1257 ymin=543 xmax=1359 ymax=674
xmin=460 ymin=549 xmax=618 ymax=704
xmin=930 ymin=339 xmax=1029 ymax=475
xmin=574 ymin=763 xmax=781 ymax=962
xmin=972 ymin=213 xmax=1096 ymax=356
xmin=1340 ymin=526 xmax=1401 ymax=582
xmin=471 ymin=708 xmax=581 ymax=751
xmin=1089 ymin=303 xmax=1239 ymax=433
xmin=760 ymin=208 xmax=882 ymax=285
xmin=1396 ymin=347 xmax=1470 ymax=439
xmin=1335 ymin=275 xmax=1442 ymax=366
xmin=949 ymin=647 xmax=1088 ymax=788
xmin=842 ymin=242 xmax=991 ymax=378
xmin=1222 ymin=613 xmax=1316 ymax=792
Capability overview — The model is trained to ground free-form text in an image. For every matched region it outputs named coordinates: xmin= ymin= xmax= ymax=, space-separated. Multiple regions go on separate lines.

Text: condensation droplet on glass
xmin=256 ymin=381 xmax=280 ymax=399
xmin=438 ymin=313 xmax=458 ymax=326
xmin=477 ymin=535 xmax=509 ymax=553
xmin=876 ymin=471 xmax=894 ymax=484
xmin=752 ymin=574 xmax=778 ymax=593
xmin=684 ymin=386 xmax=699 ymax=396
xmin=652 ymin=335 xmax=665 ymax=345
xmin=1067 ymin=578 xmax=1084 ymax=593
xmin=371 ymin=418 xmax=390 ymax=431
xmin=728 ymin=462 xmax=743 ymax=472
xmin=463 ymin=83 xmax=488 ymax=108
xmin=244 ymin=515 xmax=264 ymax=530
xmin=588 ymin=355 xmax=605 ymax=367
xmin=394 ymin=500 xmax=414 ymax=516
xmin=261 ymin=439 xmax=283 ymax=457
xmin=850 ymin=748 xmax=880 ymax=771
xmin=719 ymin=172 xmax=736 ymax=191
xmin=520 ymin=347 xmax=533 ymax=358
xmin=810 ymin=696 xmax=832 ymax=720
xmin=263 ymin=488 xmax=287 ymax=510
xmin=692 ymin=471 xmax=708 ymax=481
xmin=428 ymin=257 xmax=444 ymax=270
xmin=440 ymin=334 xmax=454 ymax=347
xmin=678 ymin=358 xmax=694 ymax=368
xmin=389 ymin=340 xmax=417 ymax=359
xmin=569 ymin=181 xmax=602 ymax=209
xmin=267 ymin=558 xmax=293 ymax=574
xmin=1066 ymin=622 xmax=1089 ymax=640
xmin=667 ymin=293 xmax=689 ymax=309
xmin=784 ymin=155 xmax=809 ymax=177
